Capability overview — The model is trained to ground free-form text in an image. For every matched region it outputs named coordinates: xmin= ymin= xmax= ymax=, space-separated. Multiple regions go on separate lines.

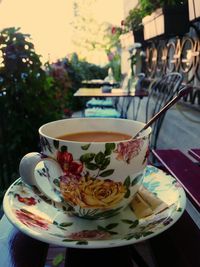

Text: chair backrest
xmin=118 ymin=72 xmax=146 ymax=119
xmin=145 ymin=72 xmax=183 ymax=149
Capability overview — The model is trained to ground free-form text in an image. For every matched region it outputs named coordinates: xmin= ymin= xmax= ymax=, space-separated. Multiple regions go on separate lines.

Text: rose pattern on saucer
xmin=67 ymin=229 xmax=112 ymax=241
xmin=15 ymin=209 xmax=50 ymax=230
xmin=15 ymin=194 xmax=37 ymax=206
xmin=4 ymin=166 xmax=186 ymax=248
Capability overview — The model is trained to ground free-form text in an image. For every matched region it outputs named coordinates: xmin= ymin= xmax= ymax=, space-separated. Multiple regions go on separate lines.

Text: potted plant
xmin=140 ymin=0 xmax=187 ymax=14
xmin=142 ymin=11 xmax=157 ymax=40
xmin=124 ymin=7 xmax=145 ymax=44
xmin=142 ymin=0 xmax=189 ymax=40
xmin=188 ymin=0 xmax=200 ymax=21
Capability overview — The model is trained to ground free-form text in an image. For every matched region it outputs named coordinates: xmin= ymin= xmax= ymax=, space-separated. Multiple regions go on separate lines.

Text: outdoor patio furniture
xmin=74 ymin=86 xmax=148 ymax=119
xmin=74 ymin=87 xmax=148 ymax=98
xmin=86 ymin=98 xmax=113 ymax=108
xmin=113 ymin=73 xmax=147 ymax=119
xmin=148 ymin=147 xmax=200 ymax=266
xmin=84 ymin=107 xmax=121 ymax=118
xmin=81 ymin=79 xmax=119 ymax=88
xmin=188 ymin=148 xmax=200 ymax=161
xmin=152 ymin=148 xmax=200 ymax=209
xmin=145 ymin=72 xmax=183 ymax=149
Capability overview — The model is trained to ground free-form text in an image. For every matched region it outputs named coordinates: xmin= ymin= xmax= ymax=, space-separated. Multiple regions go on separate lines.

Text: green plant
xmin=47 ymin=57 xmax=84 ymax=112
xmin=47 ymin=54 xmax=109 ymax=112
xmin=124 ymin=0 xmax=188 ymax=32
xmin=70 ymin=53 xmax=108 ymax=80
xmin=139 ymin=0 xmax=155 ymax=14
xmin=140 ymin=0 xmax=188 ymax=14
xmin=0 ymin=27 xmax=60 ymax=200
xmin=124 ymin=8 xmax=145 ymax=32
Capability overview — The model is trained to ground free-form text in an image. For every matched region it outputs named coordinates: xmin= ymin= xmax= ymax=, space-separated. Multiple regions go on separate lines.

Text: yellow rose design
xmin=60 ymin=177 xmax=126 ymax=209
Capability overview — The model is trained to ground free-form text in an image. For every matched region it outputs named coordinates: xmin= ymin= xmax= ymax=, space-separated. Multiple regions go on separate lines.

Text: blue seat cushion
xmin=86 ymin=98 xmax=113 ymax=108
xmin=85 ymin=107 xmax=121 ymax=118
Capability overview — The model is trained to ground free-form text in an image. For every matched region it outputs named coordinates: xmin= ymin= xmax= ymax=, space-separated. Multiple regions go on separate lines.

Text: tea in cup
xmin=19 ymin=118 xmax=151 ymax=219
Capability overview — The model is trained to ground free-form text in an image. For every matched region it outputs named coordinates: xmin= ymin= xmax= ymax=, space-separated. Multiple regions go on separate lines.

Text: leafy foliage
xmin=48 ymin=53 xmax=108 ymax=112
xmin=47 ymin=53 xmax=109 ymax=113
xmin=70 ymin=53 xmax=108 ymax=81
xmin=124 ymin=8 xmax=145 ymax=32
xmin=47 ymin=57 xmax=84 ymax=112
xmin=52 ymin=253 xmax=65 ymax=266
xmin=0 ymin=28 xmax=60 ymax=186
xmin=140 ymin=0 xmax=187 ymax=14
xmin=124 ymin=0 xmax=188 ymax=32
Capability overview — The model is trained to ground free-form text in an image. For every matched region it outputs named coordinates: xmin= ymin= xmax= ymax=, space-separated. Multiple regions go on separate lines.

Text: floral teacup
xmin=19 ymin=118 xmax=151 ymax=219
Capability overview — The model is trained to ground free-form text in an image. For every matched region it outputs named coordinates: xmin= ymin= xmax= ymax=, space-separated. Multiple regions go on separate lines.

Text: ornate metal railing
xmin=144 ymin=22 xmax=200 ymax=107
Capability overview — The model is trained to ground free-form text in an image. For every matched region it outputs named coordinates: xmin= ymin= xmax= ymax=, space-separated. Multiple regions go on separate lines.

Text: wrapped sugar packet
xmin=131 ymin=193 xmax=154 ymax=218
xmin=131 ymin=185 xmax=168 ymax=219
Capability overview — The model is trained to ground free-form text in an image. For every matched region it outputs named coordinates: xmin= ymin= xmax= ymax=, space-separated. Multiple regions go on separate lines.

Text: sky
xmin=0 ymin=0 xmax=124 ymax=64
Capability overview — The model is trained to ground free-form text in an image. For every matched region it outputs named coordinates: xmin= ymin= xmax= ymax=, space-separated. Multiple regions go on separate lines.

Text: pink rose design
xmin=68 ymin=230 xmax=111 ymax=240
xmin=15 ymin=209 xmax=49 ymax=230
xmin=115 ymin=139 xmax=144 ymax=163
xmin=15 ymin=194 xmax=37 ymax=206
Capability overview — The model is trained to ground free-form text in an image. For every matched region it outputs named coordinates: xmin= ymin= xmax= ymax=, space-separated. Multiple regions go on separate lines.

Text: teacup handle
xmin=19 ymin=152 xmax=63 ymax=202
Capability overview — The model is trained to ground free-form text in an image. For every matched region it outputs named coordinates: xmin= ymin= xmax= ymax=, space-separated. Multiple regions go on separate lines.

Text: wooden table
xmin=152 ymin=148 xmax=200 ymax=209
xmin=149 ymin=148 xmax=200 ymax=267
xmin=188 ymin=148 xmax=200 ymax=162
xmin=81 ymin=80 xmax=119 ymax=88
xmin=74 ymin=88 xmax=148 ymax=119
xmin=74 ymin=88 xmax=148 ymax=97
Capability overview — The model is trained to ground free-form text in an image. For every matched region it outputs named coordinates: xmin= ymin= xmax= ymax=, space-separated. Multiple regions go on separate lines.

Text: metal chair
xmin=145 ymin=72 xmax=183 ymax=150
xmin=115 ymin=73 xmax=146 ymax=119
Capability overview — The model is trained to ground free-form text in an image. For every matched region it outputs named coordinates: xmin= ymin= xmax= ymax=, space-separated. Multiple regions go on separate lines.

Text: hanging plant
xmin=142 ymin=0 xmax=189 ymax=40
xmin=123 ymin=8 xmax=145 ymax=45
xmin=140 ymin=0 xmax=188 ymax=14
xmin=124 ymin=8 xmax=145 ymax=32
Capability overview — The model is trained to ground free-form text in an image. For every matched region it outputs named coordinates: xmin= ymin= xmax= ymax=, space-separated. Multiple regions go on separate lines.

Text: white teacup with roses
xmin=19 ymin=118 xmax=151 ymax=219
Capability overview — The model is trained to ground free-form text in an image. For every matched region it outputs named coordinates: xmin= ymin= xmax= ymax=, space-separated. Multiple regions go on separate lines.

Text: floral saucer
xmin=3 ymin=165 xmax=186 ymax=249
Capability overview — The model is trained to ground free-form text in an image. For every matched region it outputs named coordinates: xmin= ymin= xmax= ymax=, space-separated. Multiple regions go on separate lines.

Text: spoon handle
xmin=133 ymin=86 xmax=193 ymax=139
